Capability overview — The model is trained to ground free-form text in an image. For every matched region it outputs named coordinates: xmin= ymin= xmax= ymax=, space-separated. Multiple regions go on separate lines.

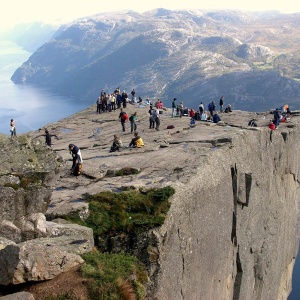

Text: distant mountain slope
xmin=11 ymin=9 xmax=300 ymax=111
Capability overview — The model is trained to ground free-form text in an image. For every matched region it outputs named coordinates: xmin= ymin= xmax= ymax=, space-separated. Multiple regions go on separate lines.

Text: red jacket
xmin=269 ymin=122 xmax=276 ymax=130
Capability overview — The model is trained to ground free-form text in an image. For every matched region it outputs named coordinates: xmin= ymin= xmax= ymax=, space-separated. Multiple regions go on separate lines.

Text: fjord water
xmin=289 ymin=241 xmax=300 ymax=299
xmin=0 ymin=40 xmax=91 ymax=134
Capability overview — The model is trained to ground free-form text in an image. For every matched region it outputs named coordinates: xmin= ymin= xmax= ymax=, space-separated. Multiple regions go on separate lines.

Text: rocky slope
xmin=11 ymin=9 xmax=300 ymax=111
xmin=0 ymin=102 xmax=295 ymax=299
xmin=0 ymin=135 xmax=94 ymax=290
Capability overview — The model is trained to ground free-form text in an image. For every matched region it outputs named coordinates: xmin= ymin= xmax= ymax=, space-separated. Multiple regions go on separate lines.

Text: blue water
xmin=0 ymin=40 xmax=92 ymax=134
xmin=289 ymin=241 xmax=300 ymax=299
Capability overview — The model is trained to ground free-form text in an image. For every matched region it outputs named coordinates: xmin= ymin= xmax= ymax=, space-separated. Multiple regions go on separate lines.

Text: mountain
xmin=11 ymin=9 xmax=300 ymax=111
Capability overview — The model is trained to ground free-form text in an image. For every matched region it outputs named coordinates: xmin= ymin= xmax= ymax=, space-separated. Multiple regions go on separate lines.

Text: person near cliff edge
xmin=10 ymin=119 xmax=16 ymax=139
xmin=69 ymin=144 xmax=83 ymax=176
xmin=45 ymin=129 xmax=52 ymax=147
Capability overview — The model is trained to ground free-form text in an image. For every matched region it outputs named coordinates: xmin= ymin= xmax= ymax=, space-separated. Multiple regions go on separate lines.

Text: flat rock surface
xmin=28 ymin=103 xmax=296 ymax=218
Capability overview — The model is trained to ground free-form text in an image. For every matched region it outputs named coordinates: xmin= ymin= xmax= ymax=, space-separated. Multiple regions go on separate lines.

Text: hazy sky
xmin=1 ymin=0 xmax=300 ymax=31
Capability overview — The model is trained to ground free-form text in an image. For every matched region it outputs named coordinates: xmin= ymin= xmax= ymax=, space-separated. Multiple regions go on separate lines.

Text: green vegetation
xmin=62 ymin=186 xmax=175 ymax=299
xmin=81 ymin=251 xmax=147 ymax=299
xmin=65 ymin=186 xmax=175 ymax=238
xmin=115 ymin=167 xmax=140 ymax=176
xmin=3 ymin=183 xmax=19 ymax=190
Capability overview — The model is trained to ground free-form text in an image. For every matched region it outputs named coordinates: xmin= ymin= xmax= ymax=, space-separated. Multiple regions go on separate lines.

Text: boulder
xmin=0 ymin=240 xmax=84 ymax=285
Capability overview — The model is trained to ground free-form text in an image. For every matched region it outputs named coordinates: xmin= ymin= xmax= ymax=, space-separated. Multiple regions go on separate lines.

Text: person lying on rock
xmin=110 ymin=134 xmax=123 ymax=152
xmin=69 ymin=144 xmax=83 ymax=175
xmin=129 ymin=132 xmax=144 ymax=148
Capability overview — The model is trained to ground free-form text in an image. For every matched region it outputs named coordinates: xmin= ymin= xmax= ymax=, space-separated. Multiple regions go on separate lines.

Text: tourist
xmin=68 ymin=144 xmax=83 ymax=175
xmin=45 ymin=129 xmax=52 ymax=146
xmin=172 ymin=98 xmax=177 ymax=118
xmin=129 ymin=112 xmax=138 ymax=133
xmin=219 ymin=96 xmax=224 ymax=113
xmin=149 ymin=105 xmax=156 ymax=129
xmin=119 ymin=108 xmax=128 ymax=132
xmin=152 ymin=108 xmax=160 ymax=131
xmin=110 ymin=134 xmax=123 ymax=152
xmin=10 ymin=119 xmax=16 ymax=138
xmin=129 ymin=132 xmax=144 ymax=148
xmin=213 ymin=113 xmax=221 ymax=123
xmin=208 ymin=101 xmax=215 ymax=117
xmin=269 ymin=120 xmax=276 ymax=130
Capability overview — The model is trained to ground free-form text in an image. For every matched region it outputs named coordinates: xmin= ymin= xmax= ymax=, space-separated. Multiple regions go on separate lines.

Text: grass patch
xmin=81 ymin=251 xmax=147 ymax=300
xmin=115 ymin=167 xmax=140 ymax=176
xmin=65 ymin=186 xmax=175 ymax=238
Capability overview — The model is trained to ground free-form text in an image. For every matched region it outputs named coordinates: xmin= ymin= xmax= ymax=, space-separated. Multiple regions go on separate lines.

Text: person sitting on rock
xmin=110 ymin=134 xmax=123 ymax=152
xmin=200 ymin=111 xmax=208 ymax=121
xmin=213 ymin=113 xmax=221 ymax=123
xmin=224 ymin=104 xmax=232 ymax=113
xmin=248 ymin=119 xmax=258 ymax=127
xmin=190 ymin=117 xmax=196 ymax=127
xmin=129 ymin=132 xmax=144 ymax=148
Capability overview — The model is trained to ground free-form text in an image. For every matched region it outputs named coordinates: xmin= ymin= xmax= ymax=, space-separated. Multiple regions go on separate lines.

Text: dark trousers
xmin=121 ymin=120 xmax=125 ymax=132
xmin=131 ymin=122 xmax=137 ymax=133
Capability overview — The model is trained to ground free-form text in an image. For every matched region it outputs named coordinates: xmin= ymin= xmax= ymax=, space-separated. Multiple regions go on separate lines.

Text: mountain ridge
xmin=11 ymin=9 xmax=300 ymax=111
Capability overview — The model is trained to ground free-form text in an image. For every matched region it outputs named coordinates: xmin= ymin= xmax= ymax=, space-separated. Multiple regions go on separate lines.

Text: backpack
xmin=121 ymin=113 xmax=128 ymax=121
xmin=208 ymin=103 xmax=212 ymax=110
xmin=129 ymin=115 xmax=134 ymax=122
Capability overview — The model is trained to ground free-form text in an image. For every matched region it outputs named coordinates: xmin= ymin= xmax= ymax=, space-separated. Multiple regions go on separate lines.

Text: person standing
xmin=131 ymin=89 xmax=136 ymax=101
xmin=208 ymin=101 xmax=216 ymax=117
xmin=219 ymin=96 xmax=224 ymax=113
xmin=199 ymin=102 xmax=204 ymax=114
xmin=96 ymin=96 xmax=102 ymax=114
xmin=153 ymin=108 xmax=160 ymax=131
xmin=149 ymin=105 xmax=155 ymax=129
xmin=121 ymin=90 xmax=128 ymax=108
xmin=10 ymin=119 xmax=16 ymax=138
xmin=45 ymin=129 xmax=52 ymax=146
xmin=68 ymin=144 xmax=83 ymax=175
xmin=119 ymin=108 xmax=128 ymax=132
xmin=273 ymin=108 xmax=281 ymax=129
xmin=129 ymin=112 xmax=137 ymax=133
xmin=172 ymin=98 xmax=177 ymax=118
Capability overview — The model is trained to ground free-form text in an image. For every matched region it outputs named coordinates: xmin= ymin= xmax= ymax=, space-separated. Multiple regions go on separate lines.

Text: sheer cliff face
xmin=154 ymin=128 xmax=299 ymax=300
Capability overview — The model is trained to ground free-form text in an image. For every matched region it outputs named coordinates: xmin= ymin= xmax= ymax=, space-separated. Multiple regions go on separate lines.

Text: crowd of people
xmin=8 ymin=86 xmax=292 ymax=177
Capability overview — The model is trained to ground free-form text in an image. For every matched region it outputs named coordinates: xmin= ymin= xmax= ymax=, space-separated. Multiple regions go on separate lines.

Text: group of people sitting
xmin=110 ymin=132 xmax=144 ymax=152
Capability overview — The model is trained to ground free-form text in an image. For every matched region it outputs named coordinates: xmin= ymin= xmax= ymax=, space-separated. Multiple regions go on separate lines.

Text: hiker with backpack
xmin=69 ymin=144 xmax=83 ymax=176
xmin=208 ymin=101 xmax=216 ymax=117
xmin=129 ymin=112 xmax=138 ymax=133
xmin=119 ymin=108 xmax=128 ymax=132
